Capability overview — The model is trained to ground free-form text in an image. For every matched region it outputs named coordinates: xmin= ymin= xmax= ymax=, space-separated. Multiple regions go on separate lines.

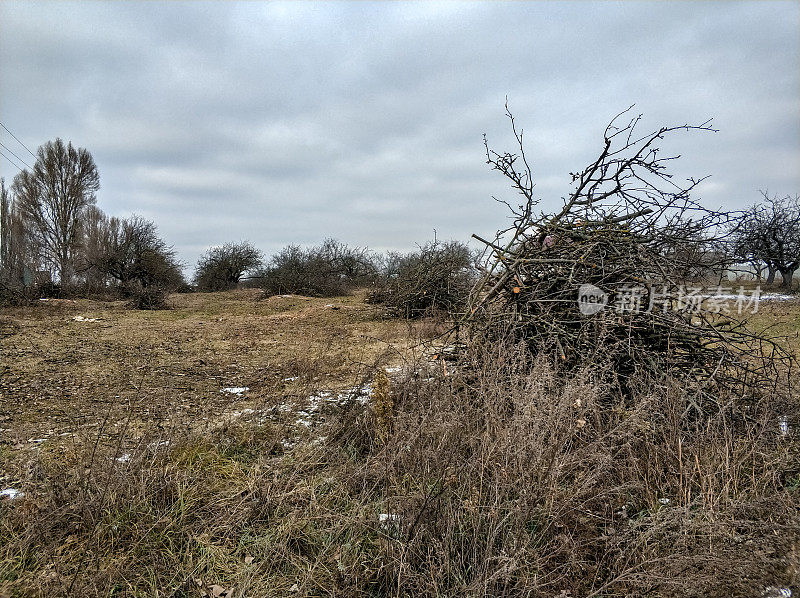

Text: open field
xmin=3 ymin=289 xmax=797 ymax=459
xmin=0 ymin=290 xmax=417 ymax=447
xmin=1 ymin=291 xmax=799 ymax=596
xmin=0 ymin=290 xmax=444 ymax=596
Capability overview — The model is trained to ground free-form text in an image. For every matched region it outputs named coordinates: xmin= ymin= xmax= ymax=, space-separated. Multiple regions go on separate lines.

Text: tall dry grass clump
xmin=371 ymin=368 xmax=393 ymax=444
xmin=330 ymin=339 xmax=799 ymax=596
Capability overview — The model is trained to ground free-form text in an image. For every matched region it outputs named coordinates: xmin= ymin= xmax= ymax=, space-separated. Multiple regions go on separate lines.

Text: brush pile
xmin=466 ymin=106 xmax=792 ymax=399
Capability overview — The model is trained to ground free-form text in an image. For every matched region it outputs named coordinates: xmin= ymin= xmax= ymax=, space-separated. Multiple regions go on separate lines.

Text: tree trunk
xmin=779 ymin=268 xmax=796 ymax=291
xmin=59 ymin=250 xmax=72 ymax=288
xmin=766 ymin=264 xmax=776 ymax=285
xmin=753 ymin=262 xmax=764 ymax=282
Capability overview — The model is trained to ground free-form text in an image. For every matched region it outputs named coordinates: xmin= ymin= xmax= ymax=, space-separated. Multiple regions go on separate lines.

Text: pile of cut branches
xmin=466 ymin=106 xmax=792 ymax=399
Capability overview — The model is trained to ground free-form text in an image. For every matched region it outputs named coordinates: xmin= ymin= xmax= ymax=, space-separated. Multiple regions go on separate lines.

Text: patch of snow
xmin=252 ymin=385 xmax=376 ymax=431
xmin=335 ymin=386 xmax=372 ymax=404
xmin=71 ymin=315 xmax=100 ymax=322
xmin=116 ymin=453 xmax=131 ymax=463
xmin=378 ymin=512 xmax=402 ymax=537
xmin=286 ymin=385 xmax=375 ymax=429
xmin=384 ymin=366 xmax=402 ymax=374
xmin=221 ymin=387 xmax=249 ymax=395
xmin=229 ymin=407 xmax=257 ymax=419
xmin=0 ymin=488 xmax=23 ymax=500
xmin=378 ymin=513 xmax=400 ymax=524
xmin=284 ymin=377 xmax=299 ymax=382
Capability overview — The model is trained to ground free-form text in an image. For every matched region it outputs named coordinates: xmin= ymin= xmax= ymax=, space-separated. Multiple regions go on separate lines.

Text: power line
xmin=0 ymin=142 xmax=31 ymax=170
xmin=0 ymin=121 xmax=37 ymax=160
xmin=0 ymin=148 xmax=24 ymax=173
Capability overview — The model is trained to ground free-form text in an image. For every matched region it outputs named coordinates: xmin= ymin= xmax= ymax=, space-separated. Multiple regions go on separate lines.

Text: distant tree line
xmin=730 ymin=191 xmax=800 ymax=289
xmin=192 ymin=237 xmax=478 ymax=317
xmin=0 ymin=138 xmax=476 ymax=316
xmin=0 ymin=139 xmax=185 ymax=308
xmin=3 ymin=138 xmax=796 ymax=313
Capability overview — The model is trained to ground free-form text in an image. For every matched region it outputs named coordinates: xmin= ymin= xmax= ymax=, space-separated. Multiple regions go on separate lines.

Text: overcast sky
xmin=1 ymin=1 xmax=798 ymax=270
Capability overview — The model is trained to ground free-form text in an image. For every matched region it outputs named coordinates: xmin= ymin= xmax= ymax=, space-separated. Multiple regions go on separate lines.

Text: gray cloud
xmin=1 ymin=0 xmax=798 ymax=270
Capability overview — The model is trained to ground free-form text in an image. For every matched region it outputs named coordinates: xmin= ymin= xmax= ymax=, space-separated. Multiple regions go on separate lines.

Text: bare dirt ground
xmin=0 ymin=290 xmax=421 ymax=480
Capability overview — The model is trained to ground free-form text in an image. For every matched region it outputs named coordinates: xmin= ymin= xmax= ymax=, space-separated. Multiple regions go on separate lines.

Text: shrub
xmin=369 ymin=240 xmax=476 ymax=318
xmin=195 ymin=241 xmax=263 ymax=292
xmin=126 ymin=281 xmax=169 ymax=309
xmin=255 ymin=239 xmax=378 ymax=297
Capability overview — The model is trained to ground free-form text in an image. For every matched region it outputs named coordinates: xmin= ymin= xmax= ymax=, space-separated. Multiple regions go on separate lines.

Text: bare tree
xmin=0 ymin=179 xmax=11 ymax=281
xmin=730 ymin=204 xmax=773 ymax=282
xmin=77 ymin=205 xmax=113 ymax=292
xmin=11 ymin=139 xmax=100 ymax=286
xmin=195 ymin=241 xmax=263 ymax=291
xmin=90 ymin=214 xmax=184 ymax=307
xmin=732 ymin=192 xmax=799 ymax=290
xmin=0 ymin=178 xmax=40 ymax=300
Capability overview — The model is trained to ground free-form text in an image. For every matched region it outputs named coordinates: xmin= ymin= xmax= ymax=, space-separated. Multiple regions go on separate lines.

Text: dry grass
xmin=1 ymin=291 xmax=798 ymax=596
xmin=0 ymin=289 xmax=413 ymax=443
